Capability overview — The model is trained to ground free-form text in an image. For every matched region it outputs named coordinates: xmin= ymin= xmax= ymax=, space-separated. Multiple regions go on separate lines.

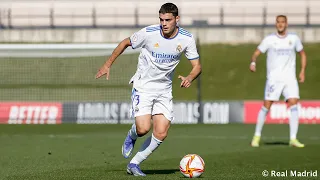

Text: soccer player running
xmin=249 ymin=15 xmax=307 ymax=148
xmin=95 ymin=3 xmax=201 ymax=176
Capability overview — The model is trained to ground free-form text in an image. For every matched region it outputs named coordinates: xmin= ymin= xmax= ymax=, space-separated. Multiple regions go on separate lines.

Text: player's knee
xmin=136 ymin=127 xmax=150 ymax=137
xmin=287 ymin=98 xmax=299 ymax=106
xmin=153 ymin=131 xmax=168 ymax=141
xmin=263 ymin=100 xmax=273 ymax=110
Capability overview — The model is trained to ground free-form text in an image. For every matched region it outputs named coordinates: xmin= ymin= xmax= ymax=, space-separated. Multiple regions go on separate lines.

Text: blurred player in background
xmin=249 ymin=15 xmax=307 ymax=148
xmin=96 ymin=3 xmax=201 ymax=176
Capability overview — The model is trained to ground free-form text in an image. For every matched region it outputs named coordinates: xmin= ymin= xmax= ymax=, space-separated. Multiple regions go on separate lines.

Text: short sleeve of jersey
xmin=295 ymin=35 xmax=303 ymax=52
xmin=130 ymin=28 xmax=147 ymax=49
xmin=257 ymin=36 xmax=270 ymax=53
xmin=185 ymin=36 xmax=199 ymax=60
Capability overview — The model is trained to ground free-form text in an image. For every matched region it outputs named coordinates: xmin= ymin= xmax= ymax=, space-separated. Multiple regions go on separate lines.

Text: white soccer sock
xmin=254 ymin=106 xmax=269 ymax=136
xmin=289 ymin=105 xmax=299 ymax=140
xmin=130 ymin=133 xmax=162 ymax=165
xmin=128 ymin=123 xmax=138 ymax=140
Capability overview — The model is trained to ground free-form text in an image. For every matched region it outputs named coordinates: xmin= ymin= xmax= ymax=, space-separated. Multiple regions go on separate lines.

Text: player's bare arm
xmin=249 ymin=49 xmax=262 ymax=72
xmin=178 ymin=59 xmax=202 ymax=88
xmin=298 ymin=50 xmax=307 ymax=83
xmin=95 ymin=38 xmax=131 ymax=80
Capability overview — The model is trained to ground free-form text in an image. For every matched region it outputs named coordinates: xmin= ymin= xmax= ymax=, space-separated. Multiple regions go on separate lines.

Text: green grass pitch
xmin=1 ymin=124 xmax=319 ymax=179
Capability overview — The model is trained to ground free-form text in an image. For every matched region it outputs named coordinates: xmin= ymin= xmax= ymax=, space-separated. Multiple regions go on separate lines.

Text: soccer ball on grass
xmin=179 ymin=154 xmax=205 ymax=178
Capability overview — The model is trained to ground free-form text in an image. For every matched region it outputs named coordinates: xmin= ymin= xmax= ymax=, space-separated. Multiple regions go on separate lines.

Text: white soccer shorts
xmin=264 ymin=79 xmax=300 ymax=101
xmin=130 ymin=88 xmax=174 ymax=121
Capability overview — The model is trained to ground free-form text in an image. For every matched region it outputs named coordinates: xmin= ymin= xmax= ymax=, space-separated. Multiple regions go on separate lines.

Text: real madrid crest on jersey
xmin=176 ymin=44 xmax=182 ymax=53
xmin=154 ymin=43 xmax=159 ymax=48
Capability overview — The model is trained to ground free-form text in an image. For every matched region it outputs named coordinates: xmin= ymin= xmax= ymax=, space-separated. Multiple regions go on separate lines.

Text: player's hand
xmin=249 ymin=62 xmax=256 ymax=72
xmin=178 ymin=75 xmax=192 ymax=88
xmin=95 ymin=64 xmax=110 ymax=80
xmin=299 ymin=71 xmax=305 ymax=83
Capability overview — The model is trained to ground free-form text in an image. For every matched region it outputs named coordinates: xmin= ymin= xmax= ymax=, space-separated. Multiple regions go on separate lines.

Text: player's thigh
xmin=264 ymin=80 xmax=284 ymax=101
xmin=152 ymin=114 xmax=171 ymax=141
xmin=131 ymin=89 xmax=155 ymax=135
xmin=152 ymin=92 xmax=174 ymax=122
xmin=152 ymin=93 xmax=173 ymax=140
xmin=283 ymin=80 xmax=300 ymax=104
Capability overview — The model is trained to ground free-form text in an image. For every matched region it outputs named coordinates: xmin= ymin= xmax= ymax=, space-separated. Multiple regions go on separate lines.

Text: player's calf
xmin=129 ymin=133 xmax=163 ymax=165
xmin=287 ymin=99 xmax=304 ymax=147
xmin=251 ymin=104 xmax=270 ymax=147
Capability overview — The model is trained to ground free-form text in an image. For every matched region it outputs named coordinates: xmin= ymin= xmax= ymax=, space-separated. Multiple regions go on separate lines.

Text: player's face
xmin=159 ymin=13 xmax=179 ymax=36
xmin=276 ymin=17 xmax=288 ymax=34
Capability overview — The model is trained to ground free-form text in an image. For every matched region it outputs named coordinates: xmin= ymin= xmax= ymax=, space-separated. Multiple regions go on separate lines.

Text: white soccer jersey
xmin=128 ymin=24 xmax=199 ymax=93
xmin=258 ymin=32 xmax=303 ymax=81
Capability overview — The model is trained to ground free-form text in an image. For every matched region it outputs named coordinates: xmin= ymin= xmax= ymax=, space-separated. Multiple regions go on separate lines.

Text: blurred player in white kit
xmin=249 ymin=15 xmax=307 ymax=148
xmin=95 ymin=3 xmax=202 ymax=176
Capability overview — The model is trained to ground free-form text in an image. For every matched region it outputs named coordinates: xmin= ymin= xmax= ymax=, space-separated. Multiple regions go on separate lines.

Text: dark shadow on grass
xmin=143 ymin=169 xmax=180 ymax=175
xmin=263 ymin=141 xmax=289 ymax=146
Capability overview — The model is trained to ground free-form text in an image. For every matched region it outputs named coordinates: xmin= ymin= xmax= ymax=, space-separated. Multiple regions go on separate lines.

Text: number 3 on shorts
xmin=134 ymin=94 xmax=140 ymax=105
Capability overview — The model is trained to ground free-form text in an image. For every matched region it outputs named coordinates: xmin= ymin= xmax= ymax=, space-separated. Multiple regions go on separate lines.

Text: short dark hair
xmin=276 ymin=15 xmax=287 ymax=22
xmin=159 ymin=3 xmax=178 ymax=17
